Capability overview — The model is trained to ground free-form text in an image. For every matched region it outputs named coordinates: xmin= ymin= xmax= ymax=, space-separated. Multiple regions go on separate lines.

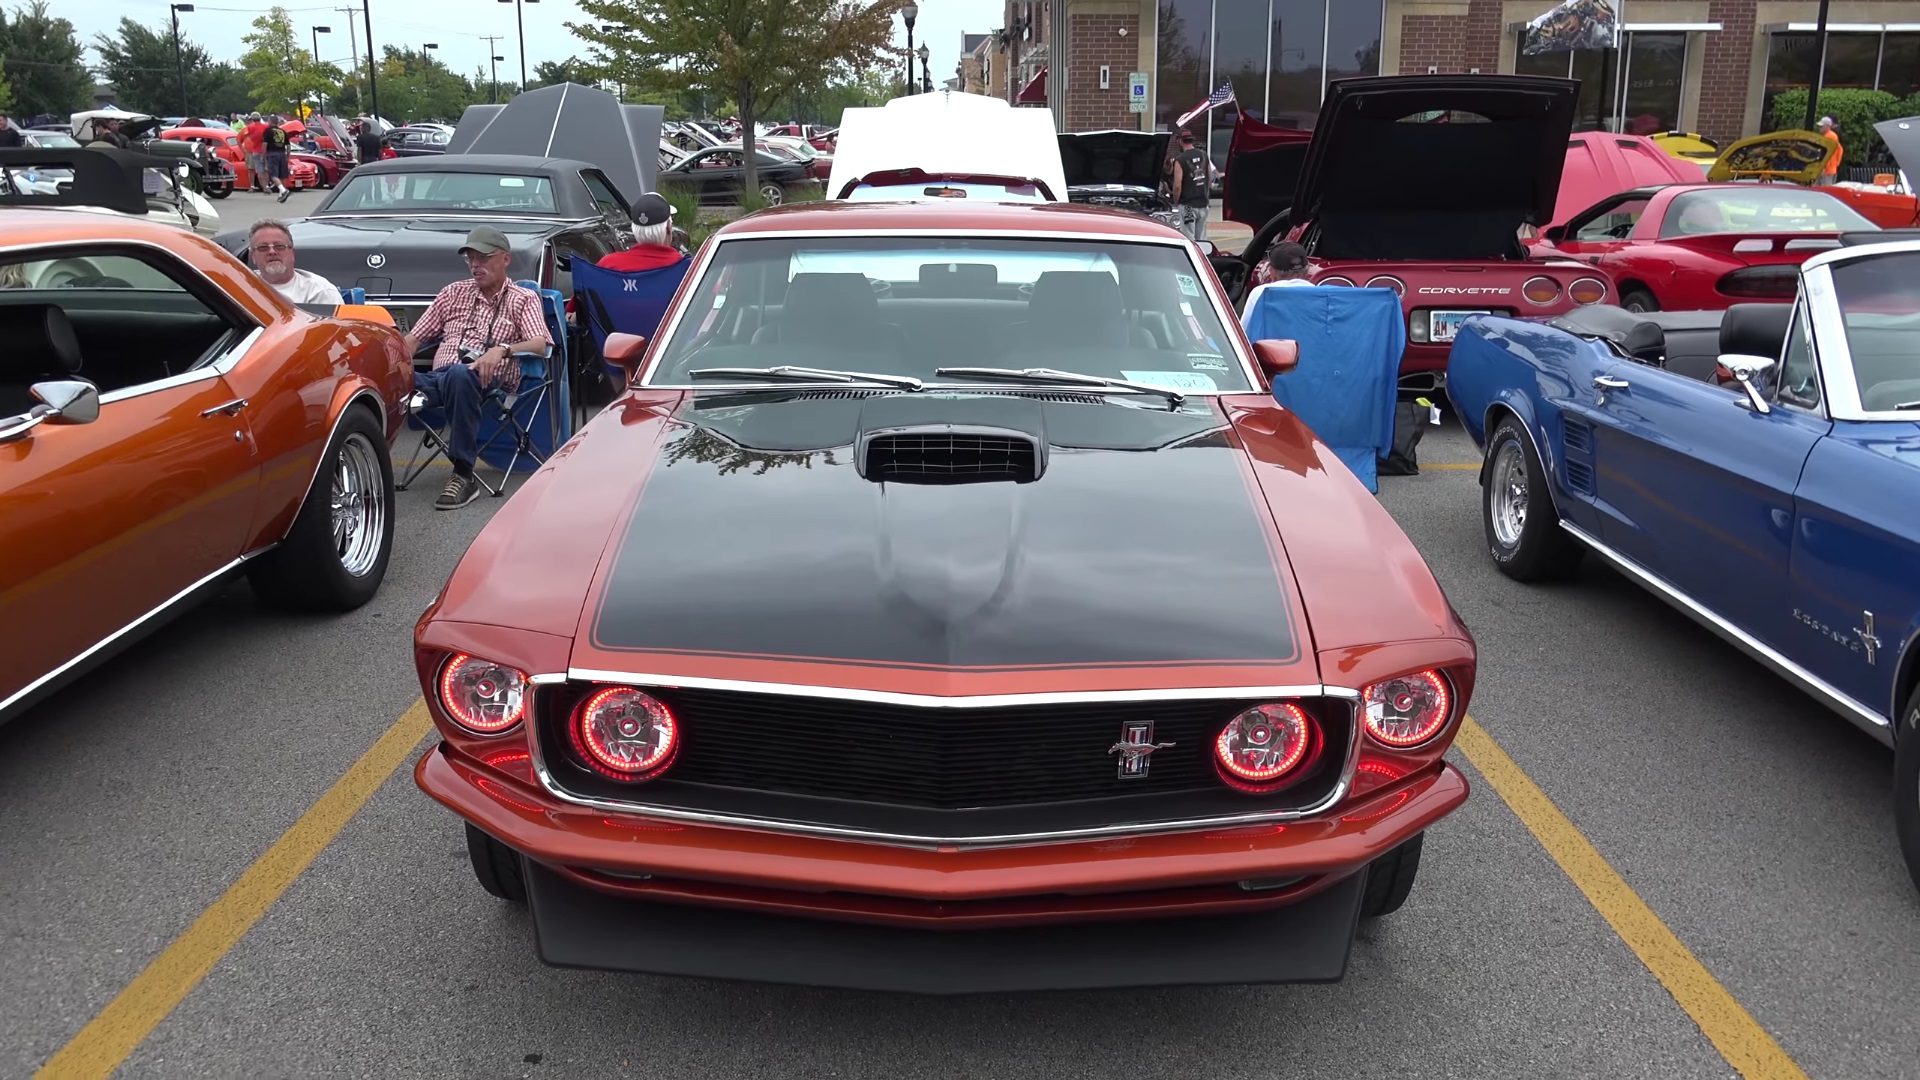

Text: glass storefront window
xmin=1325 ymin=0 xmax=1383 ymax=90
xmin=1265 ymin=0 xmax=1328 ymax=130
xmin=1881 ymin=35 xmax=1920 ymax=101
xmin=1155 ymin=0 xmax=1212 ymax=134
xmin=1513 ymin=31 xmax=1681 ymax=133
xmin=1151 ymin=0 xmax=1383 ymax=138
xmin=1763 ymin=32 xmax=1920 ymax=130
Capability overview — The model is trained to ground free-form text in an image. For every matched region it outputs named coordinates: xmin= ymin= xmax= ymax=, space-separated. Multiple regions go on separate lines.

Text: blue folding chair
xmin=1242 ymin=285 xmax=1404 ymax=493
xmin=571 ymin=257 xmax=691 ymax=383
xmin=338 ymin=287 xmax=366 ymax=304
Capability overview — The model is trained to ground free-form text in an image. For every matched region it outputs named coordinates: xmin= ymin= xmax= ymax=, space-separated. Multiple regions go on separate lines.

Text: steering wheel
xmin=1239 ymin=210 xmax=1294 ymax=274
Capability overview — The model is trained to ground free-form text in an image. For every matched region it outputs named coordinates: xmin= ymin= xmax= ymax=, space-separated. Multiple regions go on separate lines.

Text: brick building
xmin=1025 ymin=0 xmax=1920 ymax=152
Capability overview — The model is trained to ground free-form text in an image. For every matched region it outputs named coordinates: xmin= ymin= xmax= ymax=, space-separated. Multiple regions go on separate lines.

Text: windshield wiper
xmin=934 ymin=367 xmax=1185 ymax=409
xmin=1892 ymin=400 xmax=1920 ymax=410
xmin=688 ymin=366 xmax=923 ymax=390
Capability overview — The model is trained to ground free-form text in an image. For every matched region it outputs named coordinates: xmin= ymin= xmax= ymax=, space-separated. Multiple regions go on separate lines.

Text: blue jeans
xmin=415 ymin=364 xmax=483 ymax=471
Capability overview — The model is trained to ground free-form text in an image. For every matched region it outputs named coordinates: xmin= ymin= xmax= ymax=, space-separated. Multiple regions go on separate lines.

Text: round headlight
xmin=437 ymin=653 xmax=528 ymax=735
xmin=1215 ymin=703 xmax=1318 ymax=789
xmin=571 ymin=687 xmax=679 ymax=780
xmin=1364 ymin=275 xmax=1405 ymax=296
xmin=1361 ymin=670 xmax=1453 ymax=748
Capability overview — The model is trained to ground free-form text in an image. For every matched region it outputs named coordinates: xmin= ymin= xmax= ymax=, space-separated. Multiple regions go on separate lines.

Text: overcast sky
xmin=64 ymin=0 xmax=1005 ymax=96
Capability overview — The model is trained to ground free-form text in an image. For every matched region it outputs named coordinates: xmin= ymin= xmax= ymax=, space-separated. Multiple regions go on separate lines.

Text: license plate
xmin=1429 ymin=310 xmax=1491 ymax=343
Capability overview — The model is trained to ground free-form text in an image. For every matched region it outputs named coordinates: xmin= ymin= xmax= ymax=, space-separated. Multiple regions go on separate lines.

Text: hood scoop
xmin=857 ymin=426 xmax=1044 ymax=484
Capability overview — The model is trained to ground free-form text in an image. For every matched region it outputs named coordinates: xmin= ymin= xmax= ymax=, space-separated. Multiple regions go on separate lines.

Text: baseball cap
xmin=1819 ymin=115 xmax=1836 ymax=127
xmin=633 ymin=191 xmax=673 ymax=227
xmin=458 ymin=226 xmax=513 ymax=257
xmin=1271 ymin=241 xmax=1309 ymax=273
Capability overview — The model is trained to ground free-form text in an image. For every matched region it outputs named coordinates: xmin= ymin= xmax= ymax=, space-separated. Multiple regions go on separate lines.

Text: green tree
xmin=0 ymin=67 xmax=13 ymax=114
xmin=237 ymin=6 xmax=341 ymax=114
xmin=569 ymin=0 xmax=900 ymax=194
xmin=198 ymin=63 xmax=255 ymax=116
xmin=374 ymin=46 xmax=477 ymax=122
xmin=94 ymin=17 xmax=217 ymax=117
xmin=529 ymin=58 xmax=585 ymax=90
xmin=0 ymin=0 xmax=91 ymax=119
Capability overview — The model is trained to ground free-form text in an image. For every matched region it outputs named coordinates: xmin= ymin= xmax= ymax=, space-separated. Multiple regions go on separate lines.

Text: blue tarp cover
xmin=1243 ymin=285 xmax=1404 ymax=492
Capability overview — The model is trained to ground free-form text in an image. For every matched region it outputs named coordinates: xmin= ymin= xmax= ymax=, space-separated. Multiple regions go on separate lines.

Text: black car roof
xmin=343 ymin=153 xmax=598 ymax=175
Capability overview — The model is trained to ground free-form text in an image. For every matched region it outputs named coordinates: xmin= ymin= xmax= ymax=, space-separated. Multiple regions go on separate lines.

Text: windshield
xmin=646 ymin=236 xmax=1251 ymax=393
xmin=1828 ymin=250 xmax=1920 ymax=411
xmin=323 ymin=171 xmax=557 ymax=213
xmin=29 ymin=133 xmax=80 ymax=148
xmin=1660 ymin=188 xmax=1876 ymax=237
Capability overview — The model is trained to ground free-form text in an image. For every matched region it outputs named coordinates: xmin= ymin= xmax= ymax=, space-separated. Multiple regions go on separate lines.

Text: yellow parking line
xmin=1454 ymin=717 xmax=1809 ymax=1080
xmin=35 ymin=702 xmax=434 ymax=1080
xmin=1424 ymin=462 xmax=1479 ymax=471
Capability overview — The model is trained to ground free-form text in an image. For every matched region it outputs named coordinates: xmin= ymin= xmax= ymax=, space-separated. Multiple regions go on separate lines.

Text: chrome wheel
xmin=759 ymin=183 xmax=785 ymax=205
xmin=1489 ymin=438 xmax=1528 ymax=549
xmin=330 ymin=431 xmax=386 ymax=577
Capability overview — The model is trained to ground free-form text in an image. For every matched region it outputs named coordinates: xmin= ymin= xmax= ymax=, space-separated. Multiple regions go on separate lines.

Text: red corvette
xmin=159 ymin=127 xmax=320 ymax=197
xmin=1227 ymin=75 xmax=1614 ymax=384
xmin=1538 ymin=182 xmax=1879 ymax=312
xmin=413 ymin=199 xmax=1476 ymax=992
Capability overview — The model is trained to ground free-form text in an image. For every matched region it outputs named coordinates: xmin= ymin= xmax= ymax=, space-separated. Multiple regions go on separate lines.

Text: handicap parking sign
xmin=1128 ymin=72 xmax=1149 ymax=113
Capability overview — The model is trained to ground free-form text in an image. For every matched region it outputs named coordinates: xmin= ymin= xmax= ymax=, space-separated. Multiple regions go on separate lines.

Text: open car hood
xmin=445 ymin=82 xmax=663 ymax=204
xmin=1874 ymin=116 xmax=1920 ymax=182
xmin=1705 ymin=130 xmax=1828 ymax=184
xmin=1222 ymin=115 xmax=1312 ymax=227
xmin=1057 ymin=130 xmax=1170 ymax=191
xmin=1291 ymin=74 xmax=1579 ymax=260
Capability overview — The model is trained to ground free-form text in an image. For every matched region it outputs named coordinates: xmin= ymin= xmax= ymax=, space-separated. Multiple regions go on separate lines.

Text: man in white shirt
xmin=247 ymin=219 xmax=341 ymax=305
xmin=1240 ymin=241 xmax=1317 ymax=319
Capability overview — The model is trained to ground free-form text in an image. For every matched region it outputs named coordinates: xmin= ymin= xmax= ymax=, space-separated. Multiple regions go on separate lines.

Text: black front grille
xmin=861 ymin=430 xmax=1039 ymax=484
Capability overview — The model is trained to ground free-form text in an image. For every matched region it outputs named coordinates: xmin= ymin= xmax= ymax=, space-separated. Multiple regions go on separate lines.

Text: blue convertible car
xmin=1445 ymin=236 xmax=1920 ymax=890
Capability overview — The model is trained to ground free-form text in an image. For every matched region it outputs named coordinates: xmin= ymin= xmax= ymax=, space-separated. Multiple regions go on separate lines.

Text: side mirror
xmin=1195 ymin=239 xmax=1218 ymax=256
xmin=334 ymin=303 xmax=395 ymax=326
xmin=603 ymin=332 xmax=649 ymax=383
xmin=1542 ymin=225 xmax=1568 ymax=244
xmin=1252 ymin=339 xmax=1299 ymax=378
xmin=1716 ymin=353 xmax=1775 ymax=414
xmin=0 ymin=380 xmax=99 ymax=443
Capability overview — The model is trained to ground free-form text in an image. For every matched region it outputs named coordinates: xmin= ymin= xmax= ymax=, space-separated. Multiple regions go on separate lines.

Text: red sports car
xmin=160 ymin=127 xmax=320 ymax=197
xmin=1537 ymin=182 xmax=1880 ymax=311
xmin=413 ymin=199 xmax=1476 ymax=992
xmin=1228 ymin=75 xmax=1616 ymax=385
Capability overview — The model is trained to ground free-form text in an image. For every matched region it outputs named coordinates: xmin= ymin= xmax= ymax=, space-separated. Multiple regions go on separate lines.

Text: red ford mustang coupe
xmin=413 ymin=200 xmax=1476 ymax=992
xmin=1537 ymin=182 xmax=1879 ymax=312
xmin=1228 ymin=75 xmax=1615 ymax=385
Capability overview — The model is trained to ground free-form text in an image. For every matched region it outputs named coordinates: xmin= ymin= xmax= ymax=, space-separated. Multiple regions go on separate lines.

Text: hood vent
xmin=857 ymin=425 xmax=1044 ymax=485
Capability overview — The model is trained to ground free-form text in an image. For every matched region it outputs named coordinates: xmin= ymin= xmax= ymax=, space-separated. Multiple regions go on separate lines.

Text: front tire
xmin=1360 ymin=833 xmax=1423 ymax=918
xmin=465 ymin=824 xmax=529 ymax=902
xmin=1896 ymin=688 xmax=1920 ymax=893
xmin=205 ymin=182 xmax=232 ymax=200
xmin=1483 ymin=417 xmax=1583 ymax=582
xmin=247 ymin=406 xmax=395 ymax=611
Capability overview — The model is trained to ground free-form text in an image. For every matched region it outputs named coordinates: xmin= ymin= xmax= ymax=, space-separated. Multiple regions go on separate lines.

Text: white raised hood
xmin=826 ymin=91 xmax=1067 ymax=203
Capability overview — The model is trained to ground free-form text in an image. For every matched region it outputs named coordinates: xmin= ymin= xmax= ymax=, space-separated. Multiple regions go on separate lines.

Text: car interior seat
xmin=1011 ymin=271 xmax=1153 ymax=348
xmin=1719 ymin=303 xmax=1794 ymax=363
xmin=0 ymin=303 xmax=85 ymax=418
xmin=753 ymin=272 xmax=905 ymax=356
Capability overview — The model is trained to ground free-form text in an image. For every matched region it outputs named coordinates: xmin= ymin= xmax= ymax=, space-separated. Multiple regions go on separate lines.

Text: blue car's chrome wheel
xmin=1489 ymin=438 xmax=1528 ymax=549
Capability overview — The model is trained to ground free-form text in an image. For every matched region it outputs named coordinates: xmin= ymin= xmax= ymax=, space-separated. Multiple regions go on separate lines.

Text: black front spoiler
xmin=526 ymin=863 xmax=1365 ymax=993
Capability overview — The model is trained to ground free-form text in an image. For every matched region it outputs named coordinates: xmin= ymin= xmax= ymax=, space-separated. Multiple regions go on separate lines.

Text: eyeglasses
xmin=461 ymin=251 xmax=504 ymax=263
xmin=251 ymin=243 xmax=291 ymax=254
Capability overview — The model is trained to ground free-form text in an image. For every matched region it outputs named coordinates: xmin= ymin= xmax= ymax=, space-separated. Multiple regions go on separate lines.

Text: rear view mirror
xmin=1252 ymin=339 xmax=1299 ymax=378
xmin=603 ymin=332 xmax=649 ymax=383
xmin=1716 ymin=353 xmax=1775 ymax=414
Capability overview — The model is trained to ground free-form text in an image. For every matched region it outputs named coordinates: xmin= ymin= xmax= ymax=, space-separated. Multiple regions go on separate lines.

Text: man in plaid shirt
xmin=403 ymin=226 xmax=552 ymax=509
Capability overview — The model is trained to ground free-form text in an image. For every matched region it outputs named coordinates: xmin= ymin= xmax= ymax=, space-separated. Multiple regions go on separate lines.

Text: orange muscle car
xmin=0 ymin=210 xmax=413 ymax=726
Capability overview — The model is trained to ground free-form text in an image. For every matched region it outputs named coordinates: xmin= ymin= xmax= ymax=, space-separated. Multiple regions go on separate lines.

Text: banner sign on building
xmin=1521 ymin=0 xmax=1619 ymax=55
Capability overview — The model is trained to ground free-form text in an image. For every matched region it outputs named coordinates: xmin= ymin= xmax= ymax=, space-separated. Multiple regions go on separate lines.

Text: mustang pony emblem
xmin=1109 ymin=720 xmax=1175 ymax=779
xmin=1856 ymin=610 xmax=1881 ymax=665
xmin=366 ymin=253 xmax=386 ymax=269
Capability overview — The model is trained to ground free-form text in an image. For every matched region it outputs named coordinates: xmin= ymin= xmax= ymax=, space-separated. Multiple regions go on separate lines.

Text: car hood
xmin=1057 ymin=130 xmax=1171 ymax=191
xmin=1291 ymin=75 xmax=1579 ymax=259
xmin=1223 ymin=115 xmax=1313 ymax=227
xmin=213 ymin=215 xmax=570 ymax=297
xmin=1874 ymin=116 xmax=1920 ymax=181
xmin=1552 ymin=131 xmax=1705 ymax=228
xmin=445 ymin=82 xmax=663 ymax=203
xmin=1705 ymin=130 xmax=1829 ymax=184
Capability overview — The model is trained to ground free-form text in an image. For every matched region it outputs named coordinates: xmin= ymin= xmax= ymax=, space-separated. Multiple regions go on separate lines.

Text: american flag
xmin=1176 ymin=83 xmax=1236 ymax=127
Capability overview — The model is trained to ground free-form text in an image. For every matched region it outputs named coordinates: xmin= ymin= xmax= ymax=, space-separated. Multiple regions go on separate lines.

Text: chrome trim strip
xmin=564 ymin=669 xmax=1358 ymax=708
xmin=527 ymin=672 xmax=569 ymax=685
xmin=1560 ymin=522 xmax=1892 ymax=744
xmin=97 ymin=327 xmax=266 ymax=405
xmin=522 ymin=688 xmax=1363 ymax=849
xmin=0 ymin=552 xmax=257 ymax=721
xmin=635 ymin=227 xmax=1263 ymax=392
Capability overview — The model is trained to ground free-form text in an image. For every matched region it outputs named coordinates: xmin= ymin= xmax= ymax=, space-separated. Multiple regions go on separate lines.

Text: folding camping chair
xmin=394 ymin=281 xmax=572 ymax=498
xmin=571 ymin=258 xmax=691 ymax=420
xmin=339 ymin=287 xmax=366 ymax=304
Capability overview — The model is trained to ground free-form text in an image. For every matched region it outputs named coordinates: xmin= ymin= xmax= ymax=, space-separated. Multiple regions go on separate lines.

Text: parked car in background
xmin=160 ymin=126 xmax=321 ymax=197
xmin=0 ymin=210 xmax=411 ymax=728
xmin=1708 ymin=129 xmax=1920 ymax=230
xmin=2 ymin=145 xmax=222 ymax=237
xmin=1229 ymin=75 xmax=1615 ymax=384
xmin=1538 ymin=184 xmax=1878 ymax=312
xmin=659 ymin=145 xmax=819 ymax=206
xmin=828 ymin=91 xmax=1066 ymax=202
xmin=765 ymin=122 xmax=836 ymax=151
xmin=1445 ymin=234 xmax=1920 ymax=892
xmin=388 ymin=125 xmax=453 ymax=157
xmin=1057 ymin=129 xmax=1182 ymax=229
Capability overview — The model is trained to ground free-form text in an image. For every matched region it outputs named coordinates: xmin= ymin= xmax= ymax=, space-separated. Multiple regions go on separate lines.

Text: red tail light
xmin=1718 ymin=266 xmax=1799 ymax=298
xmin=571 ymin=687 xmax=680 ymax=780
xmin=1360 ymin=670 xmax=1453 ymax=748
xmin=1214 ymin=703 xmax=1320 ymax=791
xmin=1522 ymin=276 xmax=1561 ymax=305
xmin=438 ymin=653 xmax=529 ymax=735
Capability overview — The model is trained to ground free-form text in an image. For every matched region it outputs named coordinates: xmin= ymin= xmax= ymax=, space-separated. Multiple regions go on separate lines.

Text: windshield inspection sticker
xmin=1187 ymin=353 xmax=1230 ymax=372
xmin=1123 ymin=370 xmax=1217 ymax=392
xmin=1176 ymin=273 xmax=1201 ymax=296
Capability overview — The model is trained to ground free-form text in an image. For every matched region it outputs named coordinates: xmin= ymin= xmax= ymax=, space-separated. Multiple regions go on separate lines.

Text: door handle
xmin=1592 ymin=376 xmax=1629 ymax=390
xmin=200 ymin=398 xmax=248 ymax=417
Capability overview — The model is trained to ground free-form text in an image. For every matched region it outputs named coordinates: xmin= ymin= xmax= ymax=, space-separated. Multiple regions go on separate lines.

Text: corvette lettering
xmin=1416 ymin=286 xmax=1511 ymax=295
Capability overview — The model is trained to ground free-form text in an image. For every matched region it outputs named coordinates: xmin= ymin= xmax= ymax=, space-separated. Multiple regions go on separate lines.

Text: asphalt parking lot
xmin=5 ymin=210 xmax=1918 ymax=1077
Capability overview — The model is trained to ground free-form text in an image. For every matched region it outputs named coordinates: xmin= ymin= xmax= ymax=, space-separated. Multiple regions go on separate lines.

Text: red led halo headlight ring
xmin=1214 ymin=703 xmax=1320 ymax=792
xmin=437 ymin=653 xmax=528 ymax=735
xmin=1361 ymin=669 xmax=1454 ymax=749
xmin=571 ymin=686 xmax=680 ymax=781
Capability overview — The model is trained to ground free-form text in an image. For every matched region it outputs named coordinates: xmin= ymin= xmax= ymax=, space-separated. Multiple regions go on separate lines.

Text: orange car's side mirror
xmin=1252 ymin=339 xmax=1299 ymax=377
xmin=604 ymin=332 xmax=649 ymax=382
xmin=335 ymin=303 xmax=395 ymax=326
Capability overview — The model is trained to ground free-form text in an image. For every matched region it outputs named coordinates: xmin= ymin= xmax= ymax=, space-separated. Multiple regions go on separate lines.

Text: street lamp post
xmin=499 ymin=0 xmax=539 ymax=90
xmin=1804 ymin=0 xmax=1834 ymax=130
xmin=312 ymin=26 xmax=330 ymax=115
xmin=360 ymin=0 xmax=379 ymax=122
xmin=917 ymin=43 xmax=930 ymax=94
xmin=902 ymin=3 xmax=919 ymax=95
xmin=169 ymin=4 xmax=194 ymax=118
xmin=492 ymin=55 xmax=505 ymax=102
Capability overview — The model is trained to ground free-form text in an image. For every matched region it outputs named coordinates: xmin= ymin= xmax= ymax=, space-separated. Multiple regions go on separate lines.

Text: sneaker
xmin=436 ymin=473 xmax=481 ymax=510
xmin=277 ymin=186 xmax=292 ymax=203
